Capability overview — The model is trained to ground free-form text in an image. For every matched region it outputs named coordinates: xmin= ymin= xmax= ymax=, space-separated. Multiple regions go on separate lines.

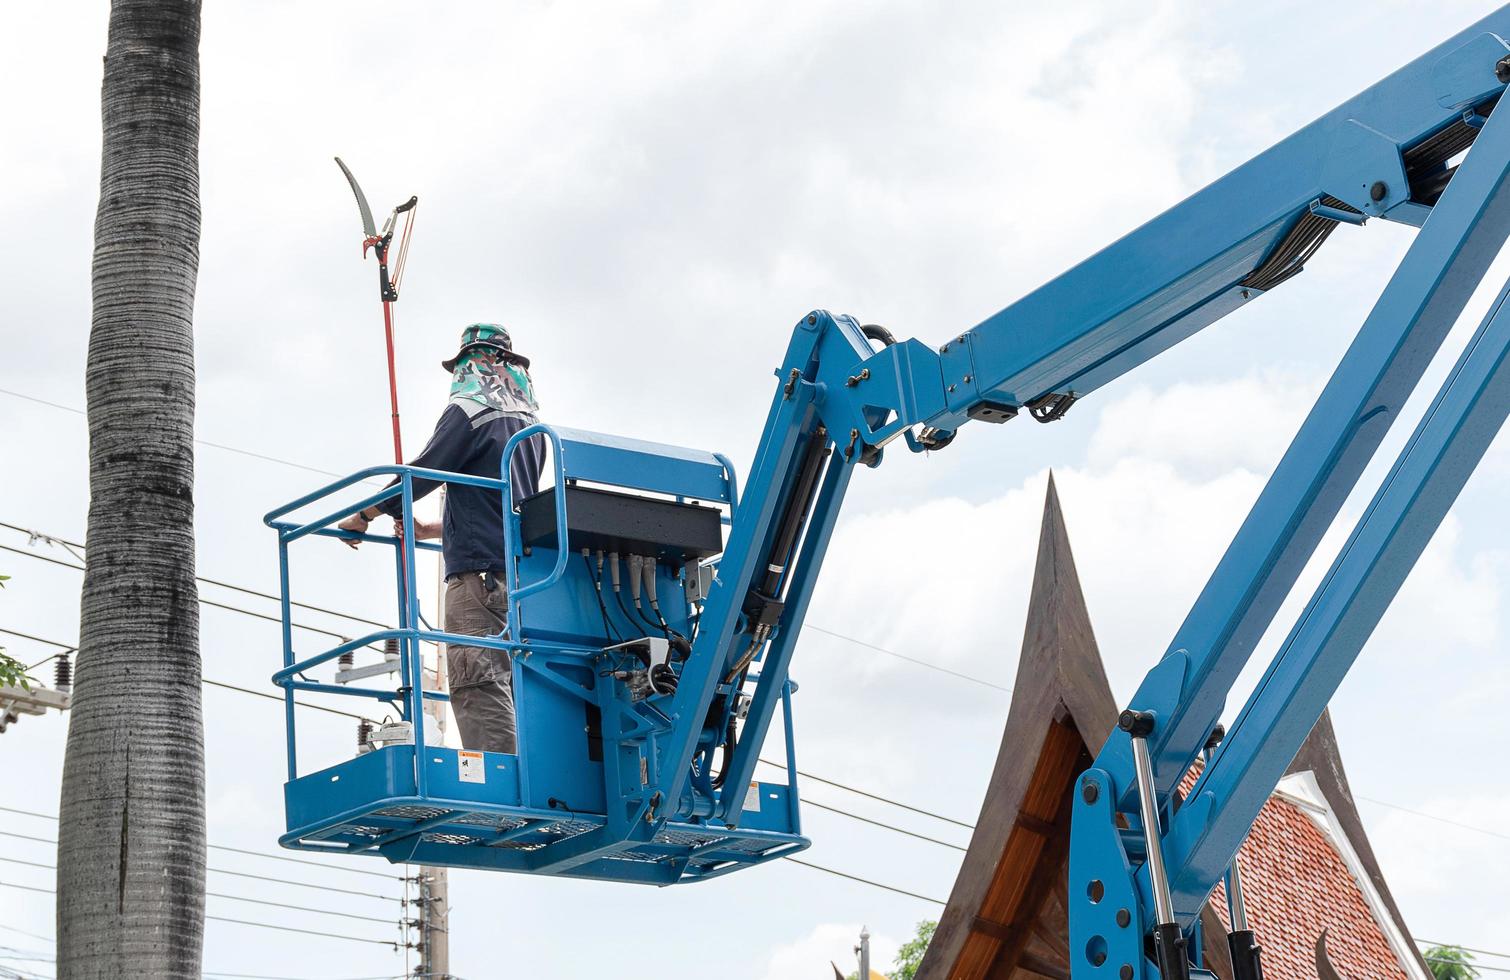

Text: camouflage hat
xmin=441 ymin=323 xmax=529 ymax=372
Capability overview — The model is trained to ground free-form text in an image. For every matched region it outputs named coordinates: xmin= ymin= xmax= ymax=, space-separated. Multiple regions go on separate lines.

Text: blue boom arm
xmin=265 ymin=6 xmax=1510 ymax=963
xmin=677 ymin=10 xmax=1510 ymax=978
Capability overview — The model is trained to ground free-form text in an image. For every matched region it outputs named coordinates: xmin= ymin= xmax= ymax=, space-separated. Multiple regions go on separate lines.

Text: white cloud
xmin=1366 ymin=791 xmax=1510 ymax=949
xmin=755 ymin=922 xmax=898 ymax=980
xmin=1086 ymin=369 xmax=1323 ymax=480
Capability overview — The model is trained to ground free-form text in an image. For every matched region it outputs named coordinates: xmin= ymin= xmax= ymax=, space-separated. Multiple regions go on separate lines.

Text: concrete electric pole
xmin=416 ymin=515 xmax=451 ymax=979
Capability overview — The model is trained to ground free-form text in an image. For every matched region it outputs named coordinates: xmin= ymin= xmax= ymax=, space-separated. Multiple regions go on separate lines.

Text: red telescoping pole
xmin=374 ymin=243 xmax=406 ymax=464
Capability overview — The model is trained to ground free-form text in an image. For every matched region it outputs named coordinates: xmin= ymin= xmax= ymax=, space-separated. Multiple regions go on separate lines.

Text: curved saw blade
xmin=334 ymin=156 xmax=378 ymax=239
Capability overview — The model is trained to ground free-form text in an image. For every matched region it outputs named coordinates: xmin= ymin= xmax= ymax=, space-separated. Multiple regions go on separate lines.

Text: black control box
xmin=517 ymin=484 xmax=723 ymax=564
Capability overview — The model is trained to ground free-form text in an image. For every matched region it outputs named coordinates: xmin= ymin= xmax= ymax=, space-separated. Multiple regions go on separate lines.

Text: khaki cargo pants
xmin=444 ymin=572 xmax=517 ymax=755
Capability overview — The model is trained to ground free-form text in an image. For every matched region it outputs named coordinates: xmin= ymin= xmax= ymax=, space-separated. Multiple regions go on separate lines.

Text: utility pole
xmin=857 ymin=925 xmax=871 ymax=980
xmin=415 ymin=514 xmax=451 ymax=979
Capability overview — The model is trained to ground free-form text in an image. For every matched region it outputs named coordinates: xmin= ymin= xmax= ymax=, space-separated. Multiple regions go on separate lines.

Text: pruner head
xmin=380 ymin=196 xmax=420 ymax=237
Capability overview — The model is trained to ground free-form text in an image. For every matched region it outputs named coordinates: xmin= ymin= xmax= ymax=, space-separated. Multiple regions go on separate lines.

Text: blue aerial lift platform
xmin=269 ymin=7 xmax=1510 ymax=976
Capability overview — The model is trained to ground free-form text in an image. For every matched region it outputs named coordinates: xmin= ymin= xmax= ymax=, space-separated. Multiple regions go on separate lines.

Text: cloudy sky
xmin=4 ymin=1 xmax=1510 ymax=977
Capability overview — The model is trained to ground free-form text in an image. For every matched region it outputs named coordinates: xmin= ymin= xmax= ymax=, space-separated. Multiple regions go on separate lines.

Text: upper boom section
xmin=902 ymin=12 xmax=1510 ymax=435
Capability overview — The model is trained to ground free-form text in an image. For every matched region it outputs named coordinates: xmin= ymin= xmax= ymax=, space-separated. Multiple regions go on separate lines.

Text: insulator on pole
xmin=54 ymin=651 xmax=73 ymax=695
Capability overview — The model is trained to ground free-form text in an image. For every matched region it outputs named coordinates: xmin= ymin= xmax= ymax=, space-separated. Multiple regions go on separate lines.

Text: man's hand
xmin=337 ymin=509 xmax=374 ymax=549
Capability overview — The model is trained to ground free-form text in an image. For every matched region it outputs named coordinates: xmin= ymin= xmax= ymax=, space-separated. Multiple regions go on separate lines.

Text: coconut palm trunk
xmin=58 ymin=2 xmax=206 ymax=976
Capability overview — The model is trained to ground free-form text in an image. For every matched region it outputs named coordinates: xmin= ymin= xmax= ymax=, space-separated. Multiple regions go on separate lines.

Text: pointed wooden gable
xmin=916 ymin=475 xmax=1423 ymax=980
xmin=918 ymin=472 xmax=1127 ymax=979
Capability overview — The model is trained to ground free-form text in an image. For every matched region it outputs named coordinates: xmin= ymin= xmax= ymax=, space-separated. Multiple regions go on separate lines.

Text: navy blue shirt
xmin=377 ymin=402 xmax=546 ymax=578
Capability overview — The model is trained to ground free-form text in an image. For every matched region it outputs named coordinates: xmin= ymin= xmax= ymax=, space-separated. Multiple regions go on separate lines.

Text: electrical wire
xmin=0 ymin=814 xmax=402 ymax=883
xmin=1417 ymin=939 xmax=1510 ymax=961
xmin=1356 ymin=795 xmax=1510 ymax=844
xmin=0 ymin=387 xmax=367 ymax=484
xmin=0 ymin=544 xmax=350 ymax=643
xmin=3 ymin=450 xmax=1506 ymax=946
xmin=581 ymin=552 xmax=621 ymax=644
xmin=799 ymin=800 xmax=966 ymax=852
xmin=0 ymin=522 xmax=391 ymax=630
xmin=802 ymin=623 xmax=1013 ymax=693
xmin=206 ymin=892 xmax=396 ymax=926
xmin=609 ymin=579 xmax=644 ymax=639
xmin=0 ymin=927 xmax=51 ymax=947
xmin=756 ymin=757 xmax=976 ymax=830
xmin=1421 ymin=955 xmax=1510 ymax=975
xmin=15 ymin=599 xmax=1510 ymax=875
xmin=3 ymin=518 xmax=1001 ymax=697
xmin=0 ymin=879 xmax=398 ymax=949
xmin=0 ymin=850 xmax=397 ymax=905
xmin=0 ymin=851 xmax=394 ymax=925
xmin=782 ymin=857 xmax=945 ymax=906
xmin=0 ymin=628 xmax=370 ymax=723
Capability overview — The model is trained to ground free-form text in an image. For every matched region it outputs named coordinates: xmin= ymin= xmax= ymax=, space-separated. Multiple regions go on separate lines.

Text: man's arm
xmin=338 ymin=405 xmax=471 ymax=546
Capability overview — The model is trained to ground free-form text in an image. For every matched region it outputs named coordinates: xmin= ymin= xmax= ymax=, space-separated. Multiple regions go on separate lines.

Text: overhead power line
xmin=15 ymin=600 xmax=1510 ymax=868
xmin=1421 ymin=954 xmax=1510 ymax=975
xmin=800 ymin=799 xmax=966 ymax=852
xmin=0 ymin=812 xmax=401 ymax=883
xmin=1357 ymin=795 xmax=1510 ymax=844
xmin=783 ymin=857 xmax=945 ymax=906
xmin=0 ymin=543 xmax=351 ymax=643
xmin=0 ymin=625 xmax=972 ymax=858
xmin=1417 ymin=938 xmax=1510 ymax=961
xmin=0 ymin=387 xmax=358 ymax=483
xmin=803 ymin=623 xmax=1013 ymax=693
xmin=0 ymin=880 xmax=397 ymax=949
xmin=4 ymin=499 xmax=1507 ymax=939
xmin=757 ymin=757 xmax=976 ymax=830
xmin=0 ymin=852 xmax=393 ymax=925
xmin=0 ymin=627 xmax=371 ymax=723
xmin=0 ymin=519 xmax=999 ymax=696
xmin=0 ymin=522 xmax=390 ymax=631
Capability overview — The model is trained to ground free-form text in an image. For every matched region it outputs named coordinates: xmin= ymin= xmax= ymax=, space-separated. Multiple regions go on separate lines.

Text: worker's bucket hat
xmin=441 ymin=323 xmax=530 ymax=372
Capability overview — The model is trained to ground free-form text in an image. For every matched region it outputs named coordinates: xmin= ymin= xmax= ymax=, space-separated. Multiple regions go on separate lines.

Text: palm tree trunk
xmin=58 ymin=2 xmax=205 ymax=976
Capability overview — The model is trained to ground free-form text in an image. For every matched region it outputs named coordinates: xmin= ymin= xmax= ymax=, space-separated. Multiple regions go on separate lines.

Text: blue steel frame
xmin=265 ymin=438 xmax=809 ymax=884
xmin=689 ymin=11 xmax=1510 ymax=978
xmin=264 ymin=7 xmax=1510 ymax=968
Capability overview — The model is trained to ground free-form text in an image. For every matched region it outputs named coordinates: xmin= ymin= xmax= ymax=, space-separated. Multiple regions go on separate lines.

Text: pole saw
xmin=335 ymin=156 xmax=417 ymax=464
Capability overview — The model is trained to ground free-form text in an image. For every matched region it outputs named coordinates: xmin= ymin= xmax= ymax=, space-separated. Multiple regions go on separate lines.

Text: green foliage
xmin=844 ymin=920 xmax=937 ymax=980
xmin=0 ymin=573 xmax=33 ymax=690
xmin=1425 ymin=945 xmax=1479 ymax=980
xmin=890 ymin=920 xmax=936 ymax=980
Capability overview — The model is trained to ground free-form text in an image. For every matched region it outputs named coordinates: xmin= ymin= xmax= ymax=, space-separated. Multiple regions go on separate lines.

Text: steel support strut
xmin=1096 ymin=78 xmax=1510 ymax=819
xmin=1165 ymin=269 xmax=1510 ymax=916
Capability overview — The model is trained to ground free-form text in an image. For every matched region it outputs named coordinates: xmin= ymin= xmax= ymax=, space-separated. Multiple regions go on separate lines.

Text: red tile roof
xmin=1199 ymin=779 xmax=1411 ymax=979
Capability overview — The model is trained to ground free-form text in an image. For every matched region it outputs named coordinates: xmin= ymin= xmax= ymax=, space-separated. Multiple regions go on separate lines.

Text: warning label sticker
xmin=458 ymin=750 xmax=485 ymax=784
xmin=744 ymin=781 xmax=761 ymax=812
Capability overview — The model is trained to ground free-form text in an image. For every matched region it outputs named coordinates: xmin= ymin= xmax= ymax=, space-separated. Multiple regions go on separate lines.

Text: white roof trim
xmin=1272 ymin=770 xmax=1428 ymax=980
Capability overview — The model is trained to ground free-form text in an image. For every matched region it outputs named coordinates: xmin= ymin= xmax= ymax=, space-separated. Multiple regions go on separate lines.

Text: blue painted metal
xmin=1098 ymin=69 xmax=1510 ymax=818
xmin=1162 ymin=273 xmax=1510 ymax=918
xmin=261 ymin=12 xmax=1510 ymax=969
xmin=266 ymin=438 xmax=809 ymax=882
xmin=921 ymin=15 xmax=1510 ymax=422
xmin=1069 ymin=769 xmax=1146 ymax=978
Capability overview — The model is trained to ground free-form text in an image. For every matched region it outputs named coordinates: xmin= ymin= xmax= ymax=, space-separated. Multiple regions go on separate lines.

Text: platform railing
xmin=266 ymin=437 xmax=801 ymax=834
xmin=265 ymin=464 xmax=536 ymax=795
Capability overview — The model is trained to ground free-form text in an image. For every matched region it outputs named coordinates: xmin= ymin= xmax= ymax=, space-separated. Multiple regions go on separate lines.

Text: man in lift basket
xmin=339 ymin=323 xmax=546 ymax=755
